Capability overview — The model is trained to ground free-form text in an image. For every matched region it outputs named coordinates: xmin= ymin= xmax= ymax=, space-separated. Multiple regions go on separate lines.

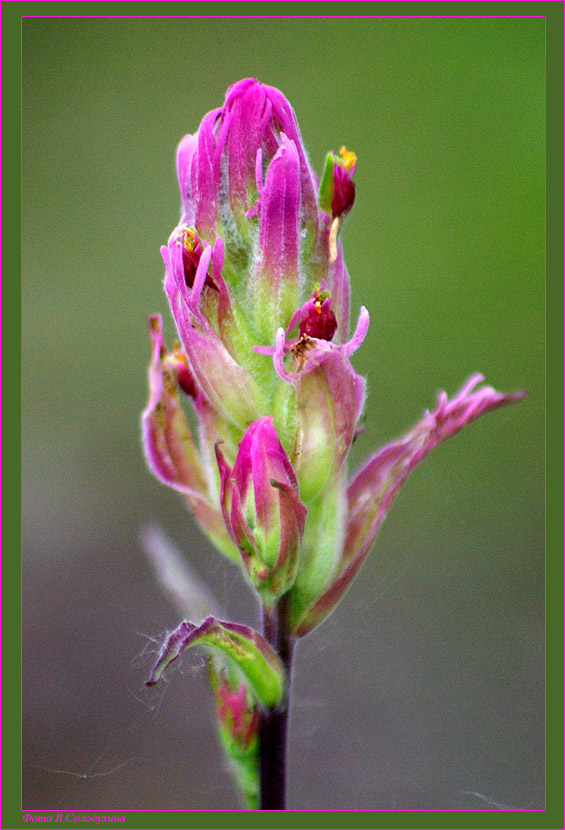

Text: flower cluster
xmin=143 ymin=78 xmax=523 ymax=638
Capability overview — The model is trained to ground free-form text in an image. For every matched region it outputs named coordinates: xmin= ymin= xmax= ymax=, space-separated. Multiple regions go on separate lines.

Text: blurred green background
xmin=23 ymin=16 xmax=544 ymax=810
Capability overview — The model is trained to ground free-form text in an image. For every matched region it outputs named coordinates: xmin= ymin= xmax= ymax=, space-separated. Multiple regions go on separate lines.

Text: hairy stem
xmin=259 ymin=592 xmax=294 ymax=810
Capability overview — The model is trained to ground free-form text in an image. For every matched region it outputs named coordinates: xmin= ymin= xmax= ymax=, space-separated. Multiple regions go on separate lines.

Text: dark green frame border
xmin=7 ymin=2 xmax=562 ymax=828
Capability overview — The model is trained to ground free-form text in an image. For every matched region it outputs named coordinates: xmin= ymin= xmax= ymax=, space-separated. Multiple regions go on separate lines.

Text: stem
xmin=259 ymin=592 xmax=294 ymax=810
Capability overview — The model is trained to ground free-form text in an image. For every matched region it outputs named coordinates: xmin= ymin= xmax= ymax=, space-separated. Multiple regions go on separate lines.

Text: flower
xmin=254 ymin=287 xmax=368 ymax=502
xmin=162 ymin=233 xmax=269 ymax=430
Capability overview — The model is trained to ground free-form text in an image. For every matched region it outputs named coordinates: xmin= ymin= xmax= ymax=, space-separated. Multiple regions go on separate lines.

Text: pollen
xmin=339 ymin=146 xmax=357 ymax=170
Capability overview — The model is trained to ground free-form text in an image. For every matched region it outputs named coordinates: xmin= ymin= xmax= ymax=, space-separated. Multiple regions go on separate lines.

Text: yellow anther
xmin=339 ymin=146 xmax=357 ymax=171
xmin=165 ymin=341 xmax=188 ymax=370
xmin=182 ymin=227 xmax=197 ymax=254
xmin=312 ymin=288 xmax=323 ymax=313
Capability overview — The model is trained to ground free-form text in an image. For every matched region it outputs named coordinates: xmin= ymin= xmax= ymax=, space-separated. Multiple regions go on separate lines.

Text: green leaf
xmin=146 ymin=616 xmax=285 ymax=709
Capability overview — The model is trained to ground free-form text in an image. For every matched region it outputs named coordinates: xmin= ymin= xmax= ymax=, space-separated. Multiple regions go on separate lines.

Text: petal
xmin=215 ymin=442 xmax=265 ymax=583
xmin=224 ymin=79 xmax=273 ymax=214
xmin=146 ymin=616 xmax=286 ymax=709
xmin=261 ymin=82 xmax=319 ymax=233
xmin=176 ymin=132 xmax=198 ymax=226
xmin=253 ymin=134 xmax=301 ymax=340
xmin=269 ymin=478 xmax=308 ymax=596
xmin=248 ymin=417 xmax=299 ymax=536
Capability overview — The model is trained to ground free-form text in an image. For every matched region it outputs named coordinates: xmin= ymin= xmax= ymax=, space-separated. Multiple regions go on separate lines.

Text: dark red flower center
xmin=298 ymin=288 xmax=338 ymax=341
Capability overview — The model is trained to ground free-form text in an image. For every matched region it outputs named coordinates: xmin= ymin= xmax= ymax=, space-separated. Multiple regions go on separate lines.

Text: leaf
xmin=146 ymin=616 xmax=285 ymax=709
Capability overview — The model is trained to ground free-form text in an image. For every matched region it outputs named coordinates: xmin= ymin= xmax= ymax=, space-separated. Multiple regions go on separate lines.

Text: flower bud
xmin=216 ymin=417 xmax=307 ymax=599
xmin=319 ymin=146 xmax=357 ymax=261
xmin=209 ymin=665 xmax=259 ymax=752
xmin=207 ymin=662 xmax=260 ymax=809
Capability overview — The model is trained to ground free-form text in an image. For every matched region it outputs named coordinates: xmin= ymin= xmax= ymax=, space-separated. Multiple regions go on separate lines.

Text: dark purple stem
xmin=259 ymin=592 xmax=294 ymax=810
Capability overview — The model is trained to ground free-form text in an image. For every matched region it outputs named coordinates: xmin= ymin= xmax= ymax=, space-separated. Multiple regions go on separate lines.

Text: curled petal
xmin=293 ymin=375 xmax=526 ymax=636
xmin=254 ymin=327 xmax=292 ymax=381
